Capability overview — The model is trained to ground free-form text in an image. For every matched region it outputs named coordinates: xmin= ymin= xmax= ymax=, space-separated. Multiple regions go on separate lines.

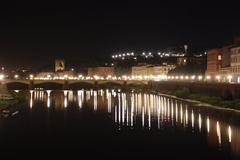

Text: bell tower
xmin=55 ymin=59 xmax=65 ymax=72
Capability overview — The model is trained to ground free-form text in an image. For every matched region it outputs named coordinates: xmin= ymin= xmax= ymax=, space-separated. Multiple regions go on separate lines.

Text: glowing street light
xmin=227 ymin=75 xmax=232 ymax=83
xmin=206 ymin=75 xmax=211 ymax=80
xmin=198 ymin=76 xmax=203 ymax=81
xmin=0 ymin=74 xmax=4 ymax=80
xmin=216 ymin=75 xmax=220 ymax=82
xmin=29 ymin=74 xmax=34 ymax=80
xmin=14 ymin=74 xmax=19 ymax=79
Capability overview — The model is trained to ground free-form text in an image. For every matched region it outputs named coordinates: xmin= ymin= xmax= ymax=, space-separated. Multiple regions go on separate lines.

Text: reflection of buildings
xmin=131 ymin=64 xmax=176 ymax=76
xmin=26 ymin=89 xmax=240 ymax=157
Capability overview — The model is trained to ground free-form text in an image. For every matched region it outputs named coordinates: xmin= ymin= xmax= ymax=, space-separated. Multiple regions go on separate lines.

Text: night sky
xmin=0 ymin=1 xmax=240 ymax=69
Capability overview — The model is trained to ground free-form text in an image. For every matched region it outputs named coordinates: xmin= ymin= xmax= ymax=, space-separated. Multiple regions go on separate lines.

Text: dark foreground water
xmin=0 ymin=89 xmax=240 ymax=159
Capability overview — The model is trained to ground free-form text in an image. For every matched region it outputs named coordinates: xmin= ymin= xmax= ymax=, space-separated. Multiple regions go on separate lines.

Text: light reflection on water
xmin=26 ymin=89 xmax=240 ymax=157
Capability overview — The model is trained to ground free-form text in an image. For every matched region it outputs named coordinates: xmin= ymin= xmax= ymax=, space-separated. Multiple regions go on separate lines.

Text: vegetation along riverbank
xmin=163 ymin=87 xmax=240 ymax=110
xmin=0 ymin=91 xmax=25 ymax=110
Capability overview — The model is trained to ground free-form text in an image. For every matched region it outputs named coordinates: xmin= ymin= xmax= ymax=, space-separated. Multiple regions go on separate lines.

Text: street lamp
xmin=14 ymin=74 xmax=19 ymax=79
xmin=216 ymin=75 xmax=220 ymax=82
xmin=206 ymin=75 xmax=211 ymax=80
xmin=0 ymin=74 xmax=4 ymax=80
xmin=227 ymin=75 xmax=232 ymax=83
xmin=29 ymin=74 xmax=34 ymax=80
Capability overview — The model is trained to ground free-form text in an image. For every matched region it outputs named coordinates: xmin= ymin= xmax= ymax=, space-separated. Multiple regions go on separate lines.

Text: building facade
xmin=87 ymin=67 xmax=115 ymax=77
xmin=55 ymin=59 xmax=65 ymax=72
xmin=230 ymin=46 xmax=240 ymax=83
xmin=205 ymin=48 xmax=222 ymax=79
xmin=132 ymin=64 xmax=176 ymax=76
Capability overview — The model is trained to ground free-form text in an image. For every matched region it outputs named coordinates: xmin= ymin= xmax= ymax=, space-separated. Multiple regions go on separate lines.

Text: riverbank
xmin=0 ymin=91 xmax=25 ymax=110
xmin=159 ymin=87 xmax=240 ymax=110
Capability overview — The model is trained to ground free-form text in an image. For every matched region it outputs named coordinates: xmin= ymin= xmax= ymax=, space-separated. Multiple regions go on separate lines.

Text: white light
xmin=227 ymin=75 xmax=232 ymax=80
xmin=206 ymin=75 xmax=211 ymax=80
xmin=198 ymin=75 xmax=203 ymax=80
xmin=228 ymin=126 xmax=232 ymax=143
xmin=216 ymin=75 xmax=220 ymax=80
xmin=14 ymin=74 xmax=19 ymax=79
xmin=0 ymin=74 xmax=4 ymax=80
xmin=131 ymin=52 xmax=134 ymax=56
xmin=29 ymin=74 xmax=34 ymax=80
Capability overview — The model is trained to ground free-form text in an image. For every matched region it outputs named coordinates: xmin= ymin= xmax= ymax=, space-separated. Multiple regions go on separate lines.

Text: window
xmin=218 ymin=55 xmax=222 ymax=60
xmin=218 ymin=55 xmax=222 ymax=61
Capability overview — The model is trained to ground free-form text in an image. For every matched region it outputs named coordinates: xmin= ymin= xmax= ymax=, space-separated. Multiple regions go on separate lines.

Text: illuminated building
xmin=55 ymin=59 xmax=65 ymax=72
xmin=230 ymin=46 xmax=240 ymax=83
xmin=87 ymin=67 xmax=115 ymax=77
xmin=132 ymin=64 xmax=176 ymax=77
xmin=205 ymin=48 xmax=222 ymax=80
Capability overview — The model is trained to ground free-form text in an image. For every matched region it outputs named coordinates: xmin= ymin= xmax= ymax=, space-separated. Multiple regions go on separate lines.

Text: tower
xmin=55 ymin=59 xmax=65 ymax=72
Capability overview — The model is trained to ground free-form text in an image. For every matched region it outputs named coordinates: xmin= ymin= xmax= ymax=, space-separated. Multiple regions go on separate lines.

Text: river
xmin=0 ymin=89 xmax=240 ymax=159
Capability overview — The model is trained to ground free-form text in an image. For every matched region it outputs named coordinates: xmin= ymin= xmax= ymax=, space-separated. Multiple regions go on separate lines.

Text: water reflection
xmin=25 ymin=89 xmax=240 ymax=157
xmin=207 ymin=117 xmax=210 ymax=134
xmin=217 ymin=121 xmax=221 ymax=146
xmin=77 ymin=90 xmax=84 ymax=108
xmin=29 ymin=90 xmax=34 ymax=108
xmin=46 ymin=90 xmax=51 ymax=108
xmin=229 ymin=126 xmax=232 ymax=143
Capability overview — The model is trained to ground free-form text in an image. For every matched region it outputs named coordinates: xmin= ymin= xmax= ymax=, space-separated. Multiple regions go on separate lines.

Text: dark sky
xmin=0 ymin=1 xmax=240 ymax=69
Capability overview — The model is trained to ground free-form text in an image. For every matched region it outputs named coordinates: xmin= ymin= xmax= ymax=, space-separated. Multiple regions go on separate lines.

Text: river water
xmin=0 ymin=89 xmax=240 ymax=159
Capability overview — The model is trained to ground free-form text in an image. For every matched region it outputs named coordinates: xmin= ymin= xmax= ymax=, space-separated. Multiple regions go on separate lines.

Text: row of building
xmin=205 ymin=38 xmax=240 ymax=83
xmin=32 ymin=59 xmax=177 ymax=80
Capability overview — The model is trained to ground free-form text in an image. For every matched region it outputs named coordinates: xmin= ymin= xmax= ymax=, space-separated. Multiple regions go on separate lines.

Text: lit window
xmin=218 ymin=55 xmax=222 ymax=60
